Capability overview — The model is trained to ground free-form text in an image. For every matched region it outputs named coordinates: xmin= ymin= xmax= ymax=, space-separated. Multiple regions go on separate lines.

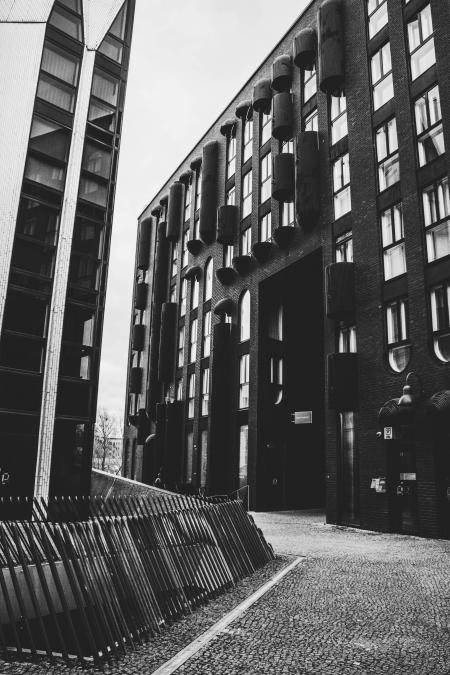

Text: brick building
xmin=0 ymin=0 xmax=135 ymax=501
xmin=123 ymin=0 xmax=450 ymax=538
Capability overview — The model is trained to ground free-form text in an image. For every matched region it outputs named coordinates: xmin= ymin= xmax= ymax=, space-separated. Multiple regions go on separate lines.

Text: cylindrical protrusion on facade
xmin=166 ymin=181 xmax=184 ymax=242
xmin=272 ymin=92 xmax=293 ymax=141
xmin=271 ymin=55 xmax=292 ymax=92
xmin=129 ymin=367 xmax=143 ymax=394
xmin=153 ymin=221 xmax=169 ymax=306
xmin=296 ymin=131 xmax=320 ymax=229
xmin=293 ymin=27 xmax=317 ymax=70
xmin=135 ymin=282 xmax=148 ymax=310
xmin=252 ymin=78 xmax=272 ymax=113
xmin=132 ymin=324 xmax=146 ymax=351
xmin=236 ymin=99 xmax=252 ymax=119
xmin=327 ymin=353 xmax=358 ymax=411
xmin=325 ymin=262 xmax=355 ymax=318
xmin=220 ymin=118 xmax=236 ymax=136
xmin=217 ymin=204 xmax=238 ymax=245
xmin=318 ymin=0 xmax=345 ymax=96
xmin=158 ymin=302 xmax=178 ymax=384
xmin=199 ymin=141 xmax=218 ymax=244
xmin=137 ymin=216 xmax=152 ymax=270
xmin=272 ymin=152 xmax=295 ymax=202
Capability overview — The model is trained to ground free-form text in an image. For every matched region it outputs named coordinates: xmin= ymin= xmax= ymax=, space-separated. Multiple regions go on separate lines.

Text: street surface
xmin=1 ymin=510 xmax=450 ymax=675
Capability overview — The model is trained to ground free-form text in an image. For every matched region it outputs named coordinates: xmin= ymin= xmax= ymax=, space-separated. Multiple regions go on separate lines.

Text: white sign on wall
xmin=292 ymin=411 xmax=312 ymax=425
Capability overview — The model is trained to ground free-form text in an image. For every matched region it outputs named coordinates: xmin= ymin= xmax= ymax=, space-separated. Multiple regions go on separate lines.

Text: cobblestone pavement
xmin=1 ymin=510 xmax=450 ymax=675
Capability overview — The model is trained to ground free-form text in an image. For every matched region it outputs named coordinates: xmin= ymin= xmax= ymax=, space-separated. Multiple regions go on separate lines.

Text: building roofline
xmin=138 ymin=0 xmax=316 ymax=220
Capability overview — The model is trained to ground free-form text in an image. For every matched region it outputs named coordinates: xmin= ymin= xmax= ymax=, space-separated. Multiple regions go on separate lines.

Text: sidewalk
xmin=1 ymin=510 xmax=450 ymax=675
xmin=174 ymin=510 xmax=450 ymax=674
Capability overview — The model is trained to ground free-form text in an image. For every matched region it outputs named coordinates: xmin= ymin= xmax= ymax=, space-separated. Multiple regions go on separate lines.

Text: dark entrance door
xmin=436 ymin=433 xmax=450 ymax=539
xmin=388 ymin=436 xmax=418 ymax=535
xmin=259 ymin=251 xmax=325 ymax=510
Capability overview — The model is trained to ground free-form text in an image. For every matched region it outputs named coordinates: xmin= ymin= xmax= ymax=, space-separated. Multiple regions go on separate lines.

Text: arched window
xmin=204 ymin=258 xmax=213 ymax=301
xmin=239 ymin=290 xmax=250 ymax=342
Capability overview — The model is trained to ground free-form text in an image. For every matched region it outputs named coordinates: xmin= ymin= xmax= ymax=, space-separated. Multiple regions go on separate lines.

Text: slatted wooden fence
xmin=0 ymin=495 xmax=273 ymax=663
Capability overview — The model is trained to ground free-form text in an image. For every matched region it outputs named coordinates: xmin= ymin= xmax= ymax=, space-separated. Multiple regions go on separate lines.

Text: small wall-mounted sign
xmin=383 ymin=426 xmax=393 ymax=440
xmin=292 ymin=411 xmax=312 ymax=425
xmin=0 ymin=468 xmax=10 ymax=487
xmin=400 ymin=472 xmax=416 ymax=481
xmin=370 ymin=477 xmax=387 ymax=493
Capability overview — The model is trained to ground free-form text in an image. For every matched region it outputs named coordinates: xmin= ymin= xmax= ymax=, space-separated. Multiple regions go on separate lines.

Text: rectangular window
xmin=238 ymin=424 xmax=249 ymax=489
xmin=281 ymin=201 xmax=295 ymax=227
xmin=376 ymin=118 xmax=399 ymax=191
xmin=330 ymin=96 xmax=348 ymax=145
xmin=260 ymin=152 xmax=271 ymax=203
xmin=201 ymin=368 xmax=210 ymax=416
xmin=200 ymin=430 xmax=208 ymax=488
xmin=243 ymin=117 xmax=253 ymax=162
xmin=304 ymin=108 xmax=318 ymax=132
xmin=224 ymin=245 xmax=234 ymax=268
xmin=171 ymin=241 xmax=178 ymax=278
xmin=338 ymin=323 xmax=357 ymax=353
xmin=177 ymin=326 xmax=185 ymax=368
xmin=227 ymin=131 xmax=237 ymax=179
xmin=242 ymin=171 xmax=252 ymax=218
xmin=371 ymin=43 xmax=393 ymax=111
xmin=29 ymin=116 xmax=71 ymax=162
xmin=188 ymin=374 xmax=196 ymax=418
xmin=98 ymin=34 xmax=123 ymax=64
xmin=16 ymin=198 xmax=59 ymax=246
xmin=176 ymin=379 xmax=183 ymax=401
xmin=367 ymin=0 xmax=388 ymax=39
xmin=226 ymin=185 xmax=236 ymax=206
xmin=191 ymin=278 xmax=199 ymax=309
xmin=241 ymin=227 xmax=251 ymax=255
xmin=169 ymin=285 xmax=177 ymax=303
xmin=181 ymin=229 xmax=188 ymax=269
xmin=423 ymin=178 xmax=450 ymax=262
xmin=430 ymin=281 xmax=450 ymax=362
xmin=49 ymin=4 xmax=82 ymax=40
xmin=335 ymin=231 xmax=353 ymax=262
xmin=381 ymin=203 xmax=406 ymax=279
xmin=82 ymin=142 xmax=112 ymax=179
xmin=260 ymin=212 xmax=272 ymax=242
xmin=192 ymin=218 xmax=200 ymax=241
xmin=414 ymin=85 xmax=444 ymax=167
xmin=189 ymin=318 xmax=198 ymax=363
xmin=386 ymin=299 xmax=410 ymax=372
xmin=261 ymin=112 xmax=271 ymax=146
xmin=180 ymin=278 xmax=187 ymax=317
xmin=184 ymin=181 xmax=192 ymax=221
xmin=333 ymin=153 xmax=351 ymax=219
xmin=37 ymin=43 xmax=79 ymax=112
xmin=195 ymin=169 xmax=202 ymax=211
xmin=303 ymin=64 xmax=317 ymax=103
xmin=408 ymin=4 xmax=435 ymax=80
xmin=239 ymin=353 xmax=250 ymax=409
xmin=281 ymin=139 xmax=294 ymax=154
xmin=91 ymin=70 xmax=119 ymax=106
xmin=185 ymin=430 xmax=194 ymax=482
xmin=24 ymin=156 xmax=66 ymax=191
xmin=203 ymin=310 xmax=211 ymax=357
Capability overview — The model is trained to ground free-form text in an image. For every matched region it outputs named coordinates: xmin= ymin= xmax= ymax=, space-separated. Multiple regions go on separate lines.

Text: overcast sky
xmin=97 ymin=0 xmax=309 ymax=423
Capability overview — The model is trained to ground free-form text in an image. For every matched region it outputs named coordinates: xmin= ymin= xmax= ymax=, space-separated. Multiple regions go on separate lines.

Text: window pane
xmin=78 ymin=177 xmax=108 ymax=206
xmin=88 ymin=100 xmax=116 ymax=131
xmin=334 ymin=186 xmax=351 ymax=219
xmin=37 ymin=73 xmax=75 ymax=112
xmin=379 ymin=154 xmax=400 ymax=190
xmin=109 ymin=3 xmax=127 ymax=40
xmin=49 ymin=5 xmax=82 ymax=40
xmin=92 ymin=70 xmax=119 ymax=106
xmin=25 ymin=156 xmax=65 ymax=191
xmin=426 ymin=221 xmax=450 ymax=262
xmin=238 ymin=425 xmax=248 ymax=489
xmin=373 ymin=73 xmax=394 ymax=110
xmin=29 ymin=117 xmax=70 ymax=161
xmin=98 ymin=34 xmax=123 ymax=63
xmin=369 ymin=1 xmax=388 ymax=39
xmin=41 ymin=45 xmax=79 ymax=85
xmin=418 ymin=125 xmax=445 ymax=166
xmin=16 ymin=198 xmax=59 ymax=245
xmin=240 ymin=291 xmax=250 ymax=341
xmin=384 ymin=242 xmax=406 ymax=279
xmin=82 ymin=143 xmax=112 ymax=178
xmin=411 ymin=39 xmax=435 ymax=80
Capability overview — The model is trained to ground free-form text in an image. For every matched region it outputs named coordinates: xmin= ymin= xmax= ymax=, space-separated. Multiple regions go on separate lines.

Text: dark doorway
xmin=259 ymin=250 xmax=325 ymax=510
xmin=387 ymin=433 xmax=419 ymax=535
